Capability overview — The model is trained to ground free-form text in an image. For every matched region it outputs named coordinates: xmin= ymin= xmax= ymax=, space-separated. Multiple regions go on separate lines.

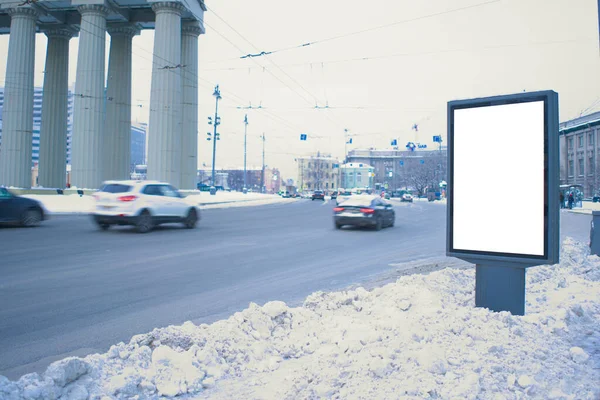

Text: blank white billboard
xmin=452 ymin=101 xmax=545 ymax=256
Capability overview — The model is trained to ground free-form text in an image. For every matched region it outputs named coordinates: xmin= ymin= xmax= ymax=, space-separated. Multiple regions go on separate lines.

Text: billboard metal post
xmin=447 ymin=90 xmax=560 ymax=316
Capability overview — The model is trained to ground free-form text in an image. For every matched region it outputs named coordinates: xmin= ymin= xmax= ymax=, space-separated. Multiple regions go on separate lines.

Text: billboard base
xmin=475 ymin=264 xmax=526 ymax=316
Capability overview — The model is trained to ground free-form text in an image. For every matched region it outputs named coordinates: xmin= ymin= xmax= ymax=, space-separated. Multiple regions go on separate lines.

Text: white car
xmin=401 ymin=193 xmax=413 ymax=202
xmin=91 ymin=180 xmax=201 ymax=233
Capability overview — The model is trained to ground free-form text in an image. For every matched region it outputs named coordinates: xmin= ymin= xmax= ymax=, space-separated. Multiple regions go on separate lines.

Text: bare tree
xmin=403 ymin=152 xmax=447 ymax=196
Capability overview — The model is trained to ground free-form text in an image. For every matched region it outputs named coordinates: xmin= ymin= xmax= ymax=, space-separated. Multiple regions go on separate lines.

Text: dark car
xmin=0 ymin=187 xmax=48 ymax=227
xmin=312 ymin=190 xmax=325 ymax=201
xmin=330 ymin=191 xmax=338 ymax=200
xmin=333 ymin=195 xmax=395 ymax=230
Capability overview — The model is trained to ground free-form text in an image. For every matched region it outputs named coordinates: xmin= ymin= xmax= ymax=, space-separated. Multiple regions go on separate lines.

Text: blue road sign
xmin=420 ymin=159 xmax=425 ymax=164
xmin=391 ymin=139 xmax=397 ymax=146
xmin=399 ymin=160 xmax=404 ymax=166
xmin=300 ymin=134 xmax=307 ymax=141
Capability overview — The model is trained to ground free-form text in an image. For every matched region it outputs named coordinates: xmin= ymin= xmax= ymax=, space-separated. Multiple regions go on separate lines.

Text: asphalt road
xmin=0 ymin=199 xmax=591 ymax=380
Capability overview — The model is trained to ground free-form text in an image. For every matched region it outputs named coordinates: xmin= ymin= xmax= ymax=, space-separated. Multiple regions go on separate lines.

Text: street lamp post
xmin=210 ymin=85 xmax=221 ymax=186
xmin=243 ymin=114 xmax=248 ymax=191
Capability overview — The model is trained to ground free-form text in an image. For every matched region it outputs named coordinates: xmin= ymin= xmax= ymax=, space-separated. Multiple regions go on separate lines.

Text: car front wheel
xmin=136 ymin=211 xmax=153 ymax=233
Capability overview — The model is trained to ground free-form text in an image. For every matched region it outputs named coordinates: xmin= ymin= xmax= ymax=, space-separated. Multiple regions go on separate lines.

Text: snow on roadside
xmin=21 ymin=192 xmax=293 ymax=215
xmin=1 ymin=238 xmax=598 ymax=400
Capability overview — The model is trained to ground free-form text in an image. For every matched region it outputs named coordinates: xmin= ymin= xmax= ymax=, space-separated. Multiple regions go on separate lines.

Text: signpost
xmin=447 ymin=90 xmax=559 ymax=315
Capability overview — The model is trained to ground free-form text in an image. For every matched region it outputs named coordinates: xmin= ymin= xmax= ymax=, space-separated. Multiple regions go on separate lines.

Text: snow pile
xmin=23 ymin=194 xmax=95 ymax=214
xmin=1 ymin=238 xmax=598 ymax=400
xmin=21 ymin=192 xmax=293 ymax=215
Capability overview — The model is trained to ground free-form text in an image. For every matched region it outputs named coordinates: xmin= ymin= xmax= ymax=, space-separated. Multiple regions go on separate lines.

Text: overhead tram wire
xmin=204 ymin=6 xmax=347 ymax=131
xmin=199 ymin=37 xmax=597 ymax=72
xmin=212 ymin=0 xmax=501 ymax=60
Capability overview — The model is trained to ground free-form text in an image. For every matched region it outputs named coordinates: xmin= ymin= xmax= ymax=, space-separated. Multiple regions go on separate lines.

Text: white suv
xmin=91 ymin=180 xmax=201 ymax=233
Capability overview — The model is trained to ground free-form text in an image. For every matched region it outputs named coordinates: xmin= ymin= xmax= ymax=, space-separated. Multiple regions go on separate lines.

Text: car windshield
xmin=100 ymin=184 xmax=132 ymax=193
xmin=339 ymin=195 xmax=375 ymax=207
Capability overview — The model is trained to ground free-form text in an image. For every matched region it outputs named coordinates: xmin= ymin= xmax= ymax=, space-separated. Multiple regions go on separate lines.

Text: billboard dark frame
xmin=446 ymin=90 xmax=559 ymax=266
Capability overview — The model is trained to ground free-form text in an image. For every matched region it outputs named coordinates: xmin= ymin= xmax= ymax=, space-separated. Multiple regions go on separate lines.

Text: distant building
xmin=339 ymin=162 xmax=375 ymax=189
xmin=559 ymin=111 xmax=600 ymax=196
xmin=197 ymin=167 xmax=281 ymax=192
xmin=130 ymin=123 xmax=147 ymax=172
xmin=347 ymin=148 xmax=447 ymax=191
xmin=296 ymin=152 xmax=340 ymax=191
xmin=0 ymin=87 xmax=75 ymax=166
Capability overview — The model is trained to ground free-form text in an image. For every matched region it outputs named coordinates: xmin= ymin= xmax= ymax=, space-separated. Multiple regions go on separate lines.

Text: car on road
xmin=401 ymin=193 xmax=413 ymax=202
xmin=312 ymin=190 xmax=325 ymax=201
xmin=0 ymin=187 xmax=48 ymax=227
xmin=333 ymin=195 xmax=395 ymax=230
xmin=91 ymin=180 xmax=201 ymax=233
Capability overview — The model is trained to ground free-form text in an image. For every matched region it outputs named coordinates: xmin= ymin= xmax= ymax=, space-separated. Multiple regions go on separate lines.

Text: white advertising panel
xmin=452 ymin=101 xmax=545 ymax=256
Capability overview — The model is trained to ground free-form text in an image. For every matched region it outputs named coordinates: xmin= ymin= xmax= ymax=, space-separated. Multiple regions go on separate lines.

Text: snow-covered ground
xmin=21 ymin=192 xmax=293 ymax=215
xmin=1 ymin=238 xmax=598 ymax=400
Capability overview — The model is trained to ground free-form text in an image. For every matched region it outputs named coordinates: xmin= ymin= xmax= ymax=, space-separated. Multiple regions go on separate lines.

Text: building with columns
xmin=0 ymin=0 xmax=205 ymax=189
xmin=559 ymin=111 xmax=600 ymax=196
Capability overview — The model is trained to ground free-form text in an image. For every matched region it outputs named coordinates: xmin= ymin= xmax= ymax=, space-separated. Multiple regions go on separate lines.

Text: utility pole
xmin=243 ymin=114 xmax=248 ymax=191
xmin=260 ymin=133 xmax=266 ymax=193
xmin=207 ymin=85 xmax=222 ymax=187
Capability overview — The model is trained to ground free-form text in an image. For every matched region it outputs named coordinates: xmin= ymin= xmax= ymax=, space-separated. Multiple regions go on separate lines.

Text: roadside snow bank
xmin=22 ymin=192 xmax=292 ymax=215
xmin=1 ymin=238 xmax=598 ymax=399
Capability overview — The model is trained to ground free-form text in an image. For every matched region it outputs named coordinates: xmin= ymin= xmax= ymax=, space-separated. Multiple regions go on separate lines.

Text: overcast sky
xmin=0 ymin=0 xmax=599 ymax=181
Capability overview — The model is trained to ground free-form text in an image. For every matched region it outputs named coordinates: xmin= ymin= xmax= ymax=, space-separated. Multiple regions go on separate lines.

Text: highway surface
xmin=0 ymin=199 xmax=591 ymax=379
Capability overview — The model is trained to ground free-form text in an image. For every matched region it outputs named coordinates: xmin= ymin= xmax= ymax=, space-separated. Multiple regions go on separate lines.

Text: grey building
xmin=559 ymin=111 xmax=600 ymax=196
xmin=346 ymin=148 xmax=447 ymax=191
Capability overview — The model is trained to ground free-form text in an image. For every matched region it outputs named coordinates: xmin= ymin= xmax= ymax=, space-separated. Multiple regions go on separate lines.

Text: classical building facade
xmin=559 ymin=111 xmax=600 ymax=196
xmin=0 ymin=0 xmax=206 ymax=189
xmin=296 ymin=153 xmax=340 ymax=191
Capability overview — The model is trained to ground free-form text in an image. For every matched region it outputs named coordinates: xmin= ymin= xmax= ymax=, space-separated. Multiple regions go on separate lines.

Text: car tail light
xmin=118 ymin=195 xmax=137 ymax=202
xmin=333 ymin=207 xmax=344 ymax=212
xmin=360 ymin=208 xmax=375 ymax=214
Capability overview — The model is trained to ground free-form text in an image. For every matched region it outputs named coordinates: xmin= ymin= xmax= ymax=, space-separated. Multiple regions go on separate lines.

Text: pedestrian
xmin=568 ymin=192 xmax=574 ymax=209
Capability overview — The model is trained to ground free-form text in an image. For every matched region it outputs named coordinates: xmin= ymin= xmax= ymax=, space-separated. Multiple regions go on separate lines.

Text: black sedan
xmin=333 ymin=195 xmax=395 ymax=230
xmin=0 ymin=187 xmax=48 ymax=227
xmin=312 ymin=190 xmax=325 ymax=201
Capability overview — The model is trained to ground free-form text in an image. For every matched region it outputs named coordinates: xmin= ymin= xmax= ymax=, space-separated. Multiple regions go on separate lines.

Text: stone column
xmin=105 ymin=25 xmax=139 ymax=181
xmin=71 ymin=4 xmax=108 ymax=189
xmin=38 ymin=28 xmax=75 ymax=189
xmin=180 ymin=21 xmax=204 ymax=189
xmin=0 ymin=7 xmax=38 ymax=188
xmin=148 ymin=1 xmax=185 ymax=187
